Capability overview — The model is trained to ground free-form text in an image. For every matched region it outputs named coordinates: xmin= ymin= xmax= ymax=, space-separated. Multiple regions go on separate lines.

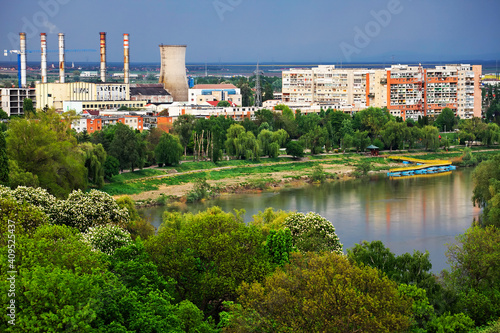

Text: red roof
xmin=191 ymin=84 xmax=237 ymax=90
xmin=206 ymin=100 xmax=237 ymax=107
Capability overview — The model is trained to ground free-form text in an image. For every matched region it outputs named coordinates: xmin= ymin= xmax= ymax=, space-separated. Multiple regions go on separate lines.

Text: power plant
xmin=159 ymin=45 xmax=188 ymax=102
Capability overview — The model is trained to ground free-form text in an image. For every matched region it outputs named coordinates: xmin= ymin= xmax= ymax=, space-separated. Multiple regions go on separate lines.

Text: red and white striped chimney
xmin=40 ymin=33 xmax=47 ymax=83
xmin=58 ymin=33 xmax=65 ymax=83
xmin=20 ymin=32 xmax=27 ymax=87
xmin=124 ymin=33 xmax=130 ymax=84
xmin=99 ymin=32 xmax=106 ymax=82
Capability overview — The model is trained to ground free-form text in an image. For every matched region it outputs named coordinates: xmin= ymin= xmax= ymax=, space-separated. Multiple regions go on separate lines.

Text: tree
xmin=0 ymin=132 xmax=8 ymax=186
xmin=80 ymin=142 xmax=106 ymax=188
xmin=286 ymin=140 xmax=304 ymax=159
xmin=231 ymin=252 xmax=413 ymax=332
xmin=109 ymin=122 xmax=141 ymax=172
xmin=23 ymin=98 xmax=34 ymax=117
xmin=6 ymin=110 xmax=87 ymax=198
xmin=172 ymin=114 xmax=196 ymax=157
xmin=353 ymin=107 xmax=393 ymax=137
xmin=472 ymin=154 xmax=500 ymax=226
xmin=145 ymin=207 xmax=273 ymax=319
xmin=217 ymin=100 xmax=231 ymax=107
xmin=155 ymin=133 xmax=183 ymax=166
xmin=104 ymin=155 xmax=120 ymax=180
xmin=0 ymin=108 xmax=8 ymax=119
xmin=302 ymin=125 xmax=327 ymax=154
xmin=421 ymin=125 xmax=440 ymax=151
xmin=263 ymin=82 xmax=274 ymax=102
xmin=225 ymin=124 xmax=259 ymax=160
xmin=353 ymin=130 xmax=371 ymax=153
xmin=434 ymin=107 xmax=458 ymax=132
xmin=445 ymin=226 xmax=500 ymax=325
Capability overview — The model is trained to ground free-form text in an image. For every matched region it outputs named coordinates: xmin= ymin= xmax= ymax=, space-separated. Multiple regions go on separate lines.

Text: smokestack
xmin=159 ymin=45 xmax=188 ymax=102
xmin=58 ymin=33 xmax=65 ymax=83
xmin=20 ymin=32 xmax=27 ymax=87
xmin=99 ymin=32 xmax=106 ymax=82
xmin=123 ymin=33 xmax=129 ymax=84
xmin=40 ymin=33 xmax=47 ymax=83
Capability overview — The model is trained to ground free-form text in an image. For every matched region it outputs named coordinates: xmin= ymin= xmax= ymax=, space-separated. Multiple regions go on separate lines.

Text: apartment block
xmin=1 ymin=88 xmax=36 ymax=116
xmin=282 ymin=64 xmax=482 ymax=120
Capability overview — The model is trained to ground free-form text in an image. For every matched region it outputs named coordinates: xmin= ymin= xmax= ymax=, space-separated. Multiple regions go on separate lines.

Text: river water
xmin=139 ymin=168 xmax=480 ymax=273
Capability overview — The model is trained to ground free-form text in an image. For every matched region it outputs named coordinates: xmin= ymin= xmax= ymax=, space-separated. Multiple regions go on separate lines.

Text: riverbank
xmin=106 ymin=147 xmax=499 ymax=206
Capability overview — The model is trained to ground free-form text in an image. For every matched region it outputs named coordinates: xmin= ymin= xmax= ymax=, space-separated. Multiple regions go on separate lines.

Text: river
xmin=139 ymin=168 xmax=480 ymax=273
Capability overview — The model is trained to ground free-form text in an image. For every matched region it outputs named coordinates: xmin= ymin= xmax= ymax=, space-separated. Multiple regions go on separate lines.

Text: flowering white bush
xmin=0 ymin=186 xmax=58 ymax=219
xmin=54 ymin=190 xmax=129 ymax=232
xmin=81 ymin=224 xmax=132 ymax=255
xmin=284 ymin=212 xmax=343 ymax=254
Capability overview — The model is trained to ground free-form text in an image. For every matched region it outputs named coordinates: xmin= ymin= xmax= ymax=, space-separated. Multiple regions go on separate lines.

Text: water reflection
xmin=139 ymin=169 xmax=479 ymax=273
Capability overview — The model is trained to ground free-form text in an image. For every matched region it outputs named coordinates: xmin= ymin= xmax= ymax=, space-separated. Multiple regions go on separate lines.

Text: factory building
xmin=282 ymin=64 xmax=482 ymax=120
xmin=189 ymin=84 xmax=242 ymax=106
xmin=130 ymin=84 xmax=173 ymax=104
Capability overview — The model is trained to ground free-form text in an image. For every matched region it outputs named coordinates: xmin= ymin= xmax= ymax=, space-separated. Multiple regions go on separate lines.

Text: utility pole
xmin=254 ymin=62 xmax=262 ymax=107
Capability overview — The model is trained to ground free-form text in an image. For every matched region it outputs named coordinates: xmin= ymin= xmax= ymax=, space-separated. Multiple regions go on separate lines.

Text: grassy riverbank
xmin=102 ymin=147 xmax=500 ymax=204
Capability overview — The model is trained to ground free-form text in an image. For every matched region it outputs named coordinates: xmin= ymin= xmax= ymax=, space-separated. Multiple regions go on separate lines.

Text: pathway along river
xmin=139 ymin=168 xmax=480 ymax=273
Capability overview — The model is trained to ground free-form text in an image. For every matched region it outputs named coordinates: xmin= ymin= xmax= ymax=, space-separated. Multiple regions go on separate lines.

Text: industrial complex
xmin=0 ymin=31 xmax=486 ymax=133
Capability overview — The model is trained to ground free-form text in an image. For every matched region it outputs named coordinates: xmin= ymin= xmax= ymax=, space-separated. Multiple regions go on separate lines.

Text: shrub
xmin=82 ymin=225 xmax=132 ymax=255
xmin=311 ymin=164 xmax=326 ymax=183
xmin=284 ymin=212 xmax=343 ymax=253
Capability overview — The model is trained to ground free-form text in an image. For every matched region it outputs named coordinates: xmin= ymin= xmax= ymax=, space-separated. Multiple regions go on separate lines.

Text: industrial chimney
xmin=58 ymin=33 xmax=65 ymax=83
xmin=159 ymin=45 xmax=188 ymax=102
xmin=123 ymin=33 xmax=129 ymax=84
xmin=20 ymin=32 xmax=27 ymax=87
xmin=40 ymin=33 xmax=47 ymax=83
xmin=99 ymin=32 xmax=106 ymax=82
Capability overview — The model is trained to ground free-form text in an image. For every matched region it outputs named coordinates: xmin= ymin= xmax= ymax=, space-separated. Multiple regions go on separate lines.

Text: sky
xmin=1 ymin=0 xmax=500 ymax=64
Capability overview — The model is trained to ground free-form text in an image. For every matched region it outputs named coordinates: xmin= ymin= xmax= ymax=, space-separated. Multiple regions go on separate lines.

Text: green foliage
xmin=265 ymin=229 xmax=294 ymax=266
xmin=353 ymin=130 xmax=371 ymax=153
xmin=7 ymin=160 xmax=39 ymax=188
xmin=217 ymin=100 xmax=231 ymax=107
xmin=172 ymin=114 xmax=196 ymax=156
xmin=186 ymin=177 xmax=214 ymax=202
xmin=398 ymin=284 xmax=435 ymax=332
xmin=303 ymin=125 xmax=327 ymax=154
xmin=472 ymin=155 xmax=500 ymax=226
xmin=311 ymin=164 xmax=326 ymax=183
xmin=6 ymin=110 xmax=87 ymax=198
xmin=82 ymin=225 xmax=133 ymax=255
xmin=145 ymin=207 xmax=273 ymax=318
xmin=348 ymin=240 xmax=448 ymax=315
xmin=434 ymin=107 xmax=458 ymax=132
xmin=109 ymin=122 xmax=142 ymax=172
xmin=422 ymin=125 xmax=441 ymax=151
xmin=284 ymin=212 xmax=343 ymax=253
xmin=116 ymin=195 xmax=155 ymax=240
xmin=0 ymin=108 xmax=8 ymax=119
xmin=286 ymin=140 xmax=304 ymax=158
xmin=0 ymin=131 xmax=8 ymax=185
xmin=249 ymin=208 xmax=293 ymax=235
xmin=427 ymin=312 xmax=475 ymax=333
xmin=445 ymin=226 xmax=500 ymax=325
xmin=155 ymin=132 xmax=183 ymax=166
xmin=354 ymin=159 xmax=372 ymax=177
xmin=225 ymin=124 xmax=260 ymax=161
xmin=461 ymin=147 xmax=478 ymax=166
xmin=22 ymin=98 xmax=34 ymax=116
xmin=104 ymin=155 xmax=120 ymax=180
xmin=80 ymin=142 xmax=106 ymax=188
xmin=0 ymin=197 xmax=49 ymax=245
xmin=233 ymin=252 xmax=413 ymax=332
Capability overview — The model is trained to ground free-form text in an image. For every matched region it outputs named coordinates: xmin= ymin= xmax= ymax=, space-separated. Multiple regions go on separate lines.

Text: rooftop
xmin=191 ymin=84 xmax=238 ymax=90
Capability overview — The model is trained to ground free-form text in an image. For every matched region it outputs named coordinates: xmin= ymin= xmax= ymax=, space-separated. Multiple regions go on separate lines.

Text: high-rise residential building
xmin=282 ymin=64 xmax=482 ymax=120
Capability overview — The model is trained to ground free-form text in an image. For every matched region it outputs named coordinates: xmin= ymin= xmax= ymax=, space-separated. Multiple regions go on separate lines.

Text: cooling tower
xmin=99 ymin=32 xmax=106 ymax=82
xmin=20 ymin=32 xmax=27 ymax=87
xmin=123 ymin=34 xmax=129 ymax=84
xmin=40 ymin=33 xmax=47 ymax=83
xmin=159 ymin=45 xmax=188 ymax=102
xmin=58 ymin=33 xmax=65 ymax=83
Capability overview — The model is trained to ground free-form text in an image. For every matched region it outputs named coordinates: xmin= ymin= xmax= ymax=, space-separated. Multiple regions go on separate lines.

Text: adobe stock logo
xmin=7 ymin=0 xmax=71 ymax=49
xmin=339 ymin=0 xmax=407 ymax=62
xmin=212 ymin=0 xmax=243 ymax=22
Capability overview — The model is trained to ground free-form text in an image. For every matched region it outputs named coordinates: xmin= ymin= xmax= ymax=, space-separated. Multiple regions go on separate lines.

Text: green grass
xmin=110 ymin=168 xmax=167 ymax=182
